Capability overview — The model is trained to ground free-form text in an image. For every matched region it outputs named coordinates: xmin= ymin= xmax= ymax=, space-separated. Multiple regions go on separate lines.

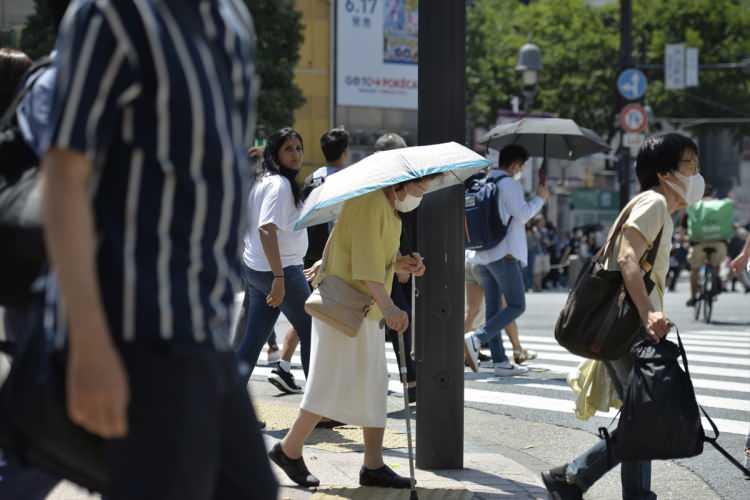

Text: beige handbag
xmin=304 ymin=228 xmax=375 ymax=337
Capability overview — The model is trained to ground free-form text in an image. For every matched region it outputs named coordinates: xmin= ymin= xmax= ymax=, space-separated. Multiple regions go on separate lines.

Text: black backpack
xmin=600 ymin=328 xmax=749 ymax=477
xmin=0 ymin=56 xmax=52 ymax=307
xmin=464 ymin=172 xmax=513 ymax=251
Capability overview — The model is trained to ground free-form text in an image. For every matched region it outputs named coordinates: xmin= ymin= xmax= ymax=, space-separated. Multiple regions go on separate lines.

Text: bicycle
xmin=693 ymin=246 xmax=721 ymax=323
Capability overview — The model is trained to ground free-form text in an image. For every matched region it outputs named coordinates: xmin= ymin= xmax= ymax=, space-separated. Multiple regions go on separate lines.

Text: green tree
xmin=19 ymin=0 xmax=306 ymax=136
xmin=245 ymin=0 xmax=306 ymax=136
xmin=467 ymin=0 xmax=750 ymax=138
xmin=19 ymin=0 xmax=58 ymax=60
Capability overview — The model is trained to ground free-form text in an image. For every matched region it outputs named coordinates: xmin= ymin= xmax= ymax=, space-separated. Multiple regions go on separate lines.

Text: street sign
xmin=665 ymin=43 xmax=686 ymax=90
xmin=620 ymin=104 xmax=648 ymax=133
xmin=617 ymin=68 xmax=648 ymax=100
xmin=686 ymin=47 xmax=699 ymax=87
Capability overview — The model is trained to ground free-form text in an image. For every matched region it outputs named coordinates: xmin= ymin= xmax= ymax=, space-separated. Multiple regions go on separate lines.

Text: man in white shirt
xmin=464 ymin=145 xmax=549 ymax=376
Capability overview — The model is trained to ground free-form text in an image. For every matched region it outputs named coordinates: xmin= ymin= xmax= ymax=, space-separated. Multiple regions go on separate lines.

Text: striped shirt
xmin=45 ymin=0 xmax=257 ymax=350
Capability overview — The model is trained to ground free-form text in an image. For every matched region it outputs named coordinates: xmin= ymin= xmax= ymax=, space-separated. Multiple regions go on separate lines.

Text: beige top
xmin=603 ymin=190 xmax=674 ymax=310
xmin=323 ymin=190 xmax=402 ymax=320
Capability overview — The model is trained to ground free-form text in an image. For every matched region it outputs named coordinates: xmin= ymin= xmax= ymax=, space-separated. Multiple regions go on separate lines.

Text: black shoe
xmin=541 ymin=466 xmax=583 ymax=500
xmin=268 ymin=442 xmax=320 ymax=488
xmin=268 ymin=367 xmax=303 ymax=394
xmin=359 ymin=465 xmax=412 ymax=489
xmin=478 ymin=351 xmax=492 ymax=362
xmin=686 ymin=297 xmax=697 ymax=307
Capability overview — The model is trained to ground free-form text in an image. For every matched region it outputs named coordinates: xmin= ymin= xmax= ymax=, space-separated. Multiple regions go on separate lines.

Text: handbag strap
xmin=312 ymin=226 xmax=335 ymax=288
xmin=597 ymin=197 xmax=664 ymax=280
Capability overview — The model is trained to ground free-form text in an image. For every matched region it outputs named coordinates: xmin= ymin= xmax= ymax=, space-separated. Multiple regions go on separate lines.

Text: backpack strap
xmin=492 ymin=173 xmax=514 ymax=226
xmin=0 ymin=56 xmax=54 ymax=129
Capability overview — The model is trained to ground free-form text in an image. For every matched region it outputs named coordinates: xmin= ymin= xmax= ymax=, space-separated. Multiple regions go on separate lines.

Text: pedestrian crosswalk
xmin=251 ymin=327 xmax=749 ymax=436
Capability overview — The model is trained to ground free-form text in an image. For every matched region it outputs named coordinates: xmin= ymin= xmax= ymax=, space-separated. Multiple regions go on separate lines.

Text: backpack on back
xmin=464 ymin=173 xmax=513 ymax=251
xmin=687 ymin=198 xmax=734 ymax=242
xmin=0 ymin=56 xmax=52 ymax=307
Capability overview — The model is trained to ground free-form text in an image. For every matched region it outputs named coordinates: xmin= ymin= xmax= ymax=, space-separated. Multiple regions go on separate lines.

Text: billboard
xmin=336 ymin=0 xmax=418 ymax=110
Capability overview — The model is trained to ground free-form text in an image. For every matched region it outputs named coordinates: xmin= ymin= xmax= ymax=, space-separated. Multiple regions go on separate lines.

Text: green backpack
xmin=687 ymin=199 xmax=734 ymax=242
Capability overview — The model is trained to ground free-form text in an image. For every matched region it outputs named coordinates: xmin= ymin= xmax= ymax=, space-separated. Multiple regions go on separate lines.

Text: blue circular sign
xmin=617 ymin=69 xmax=648 ymax=100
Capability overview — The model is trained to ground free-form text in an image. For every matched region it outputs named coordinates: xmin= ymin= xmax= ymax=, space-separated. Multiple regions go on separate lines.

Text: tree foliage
xmin=467 ymin=0 xmax=750 ymax=138
xmin=245 ymin=0 xmax=306 ymax=136
xmin=19 ymin=0 xmax=306 ymax=136
xmin=19 ymin=0 xmax=57 ymax=60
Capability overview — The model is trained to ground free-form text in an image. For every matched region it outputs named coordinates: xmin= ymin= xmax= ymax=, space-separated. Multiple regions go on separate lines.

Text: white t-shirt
xmin=243 ymin=174 xmax=308 ymax=271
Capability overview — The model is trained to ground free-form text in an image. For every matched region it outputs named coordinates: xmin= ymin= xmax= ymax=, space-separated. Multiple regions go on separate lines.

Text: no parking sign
xmin=620 ymin=103 xmax=648 ymax=133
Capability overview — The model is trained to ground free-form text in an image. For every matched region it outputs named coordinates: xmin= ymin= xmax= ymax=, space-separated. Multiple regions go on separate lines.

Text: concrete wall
xmin=294 ymin=0 xmax=332 ymax=179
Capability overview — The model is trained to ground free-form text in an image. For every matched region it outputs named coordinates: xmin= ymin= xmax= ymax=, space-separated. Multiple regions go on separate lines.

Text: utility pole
xmin=617 ymin=0 xmax=633 ymax=209
xmin=415 ymin=0 xmax=465 ymax=470
xmin=618 ymin=0 xmax=633 ymax=210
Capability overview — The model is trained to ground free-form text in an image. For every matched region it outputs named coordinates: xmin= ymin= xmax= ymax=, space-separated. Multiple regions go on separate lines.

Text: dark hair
xmin=0 ymin=48 xmax=32 ymax=113
xmin=262 ymin=127 xmax=304 ymax=206
xmin=320 ymin=127 xmax=350 ymax=163
xmin=635 ymin=133 xmax=698 ymax=191
xmin=374 ymin=132 xmax=407 ymax=152
xmin=498 ymin=145 xmax=529 ymax=168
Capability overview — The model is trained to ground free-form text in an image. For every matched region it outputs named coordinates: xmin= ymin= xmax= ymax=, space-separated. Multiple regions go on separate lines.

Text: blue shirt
xmin=16 ymin=52 xmax=58 ymax=158
xmin=45 ymin=0 xmax=257 ymax=350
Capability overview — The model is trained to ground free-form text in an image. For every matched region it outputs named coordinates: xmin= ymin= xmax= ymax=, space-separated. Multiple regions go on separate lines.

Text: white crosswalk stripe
xmin=252 ymin=315 xmax=749 ymax=437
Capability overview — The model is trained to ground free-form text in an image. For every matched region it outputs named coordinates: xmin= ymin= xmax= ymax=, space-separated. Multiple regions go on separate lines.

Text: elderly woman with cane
xmin=269 ymin=175 xmax=432 ymax=489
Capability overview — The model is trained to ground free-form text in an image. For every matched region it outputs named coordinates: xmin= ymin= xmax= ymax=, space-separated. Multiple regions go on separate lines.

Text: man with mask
xmin=464 ymin=144 xmax=549 ymax=375
xmin=542 ymin=133 xmax=703 ymax=500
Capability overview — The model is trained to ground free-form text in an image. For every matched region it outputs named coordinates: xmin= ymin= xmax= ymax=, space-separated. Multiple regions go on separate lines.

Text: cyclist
xmin=685 ymin=184 xmax=732 ymax=307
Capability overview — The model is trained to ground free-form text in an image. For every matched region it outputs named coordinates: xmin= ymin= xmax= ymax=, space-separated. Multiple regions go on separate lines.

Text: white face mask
xmin=665 ymin=172 xmax=705 ymax=206
xmin=394 ymin=193 xmax=423 ymax=213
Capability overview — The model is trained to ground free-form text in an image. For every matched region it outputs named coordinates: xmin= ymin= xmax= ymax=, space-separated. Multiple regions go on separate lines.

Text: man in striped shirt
xmin=41 ymin=1 xmax=275 ymax=498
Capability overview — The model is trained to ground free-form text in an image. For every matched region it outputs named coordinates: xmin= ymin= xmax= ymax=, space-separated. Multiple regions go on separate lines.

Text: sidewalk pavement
xmin=253 ymin=381 xmax=546 ymax=500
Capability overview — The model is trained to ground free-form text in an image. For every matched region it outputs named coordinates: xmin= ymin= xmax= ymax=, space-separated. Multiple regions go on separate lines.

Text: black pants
xmin=105 ymin=343 xmax=277 ymax=500
xmin=386 ymin=279 xmax=416 ymax=389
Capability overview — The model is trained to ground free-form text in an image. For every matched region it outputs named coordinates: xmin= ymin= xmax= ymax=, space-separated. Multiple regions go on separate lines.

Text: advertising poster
xmin=336 ymin=0 xmax=418 ymax=109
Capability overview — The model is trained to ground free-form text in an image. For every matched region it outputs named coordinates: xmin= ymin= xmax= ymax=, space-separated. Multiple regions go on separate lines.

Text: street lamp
xmin=516 ymin=41 xmax=542 ymax=112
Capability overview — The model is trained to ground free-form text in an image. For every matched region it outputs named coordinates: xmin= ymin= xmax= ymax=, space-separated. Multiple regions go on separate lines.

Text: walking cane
xmin=396 ymin=272 xmax=418 ymax=500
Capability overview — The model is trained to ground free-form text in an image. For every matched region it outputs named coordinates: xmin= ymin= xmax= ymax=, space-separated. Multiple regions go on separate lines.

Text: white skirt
xmin=300 ymin=317 xmax=388 ymax=428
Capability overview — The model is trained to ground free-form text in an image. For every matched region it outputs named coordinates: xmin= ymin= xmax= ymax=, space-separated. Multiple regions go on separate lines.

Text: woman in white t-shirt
xmin=543 ymin=133 xmax=705 ymax=500
xmin=234 ymin=128 xmax=312 ymax=382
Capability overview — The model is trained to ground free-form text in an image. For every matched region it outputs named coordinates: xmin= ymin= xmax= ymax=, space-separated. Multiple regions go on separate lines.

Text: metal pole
xmin=415 ymin=0 xmax=465 ymax=470
xmin=618 ymin=0 xmax=633 ymax=210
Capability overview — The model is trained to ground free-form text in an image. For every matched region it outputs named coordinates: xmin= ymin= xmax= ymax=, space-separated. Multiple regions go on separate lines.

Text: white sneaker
xmin=464 ymin=333 xmax=480 ymax=372
xmin=493 ymin=361 xmax=529 ymax=377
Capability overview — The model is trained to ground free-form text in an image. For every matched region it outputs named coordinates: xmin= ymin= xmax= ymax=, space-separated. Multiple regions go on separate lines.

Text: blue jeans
xmin=474 ymin=257 xmax=526 ymax=364
xmin=567 ymin=352 xmax=654 ymax=500
xmin=234 ymin=265 xmax=311 ymax=379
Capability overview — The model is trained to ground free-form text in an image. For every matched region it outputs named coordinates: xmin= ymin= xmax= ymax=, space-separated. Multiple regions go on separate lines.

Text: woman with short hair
xmin=543 ymin=133 xmax=704 ymax=500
